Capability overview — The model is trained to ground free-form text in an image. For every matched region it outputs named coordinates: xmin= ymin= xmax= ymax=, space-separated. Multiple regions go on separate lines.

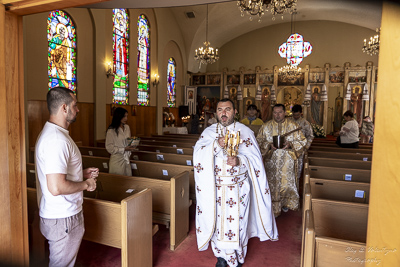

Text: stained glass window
xmin=47 ymin=10 xmax=76 ymax=93
xmin=113 ymin=9 xmax=130 ymax=104
xmin=167 ymin=58 xmax=176 ymax=107
xmin=137 ymin=15 xmax=150 ymax=106
xmin=278 ymin=33 xmax=312 ymax=66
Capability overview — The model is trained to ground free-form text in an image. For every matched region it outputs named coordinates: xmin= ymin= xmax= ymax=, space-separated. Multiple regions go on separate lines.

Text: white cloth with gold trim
xmin=193 ymin=122 xmax=278 ymax=256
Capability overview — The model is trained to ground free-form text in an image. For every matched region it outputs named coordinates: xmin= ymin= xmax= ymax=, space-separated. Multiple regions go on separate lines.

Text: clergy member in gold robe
xmin=256 ymin=104 xmax=306 ymax=217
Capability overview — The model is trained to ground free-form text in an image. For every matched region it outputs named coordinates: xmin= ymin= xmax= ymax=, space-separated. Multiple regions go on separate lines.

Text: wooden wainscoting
xmin=106 ymin=104 xmax=157 ymax=137
xmin=27 ymin=100 xmax=95 ymax=150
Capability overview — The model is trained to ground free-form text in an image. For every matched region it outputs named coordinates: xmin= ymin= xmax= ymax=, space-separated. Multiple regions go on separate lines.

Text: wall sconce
xmin=106 ymin=61 xmax=113 ymax=78
xmin=153 ymin=74 xmax=159 ymax=87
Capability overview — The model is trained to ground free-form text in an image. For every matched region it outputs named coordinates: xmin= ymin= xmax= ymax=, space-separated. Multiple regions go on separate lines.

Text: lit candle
xmin=195 ymin=49 xmax=197 ymax=55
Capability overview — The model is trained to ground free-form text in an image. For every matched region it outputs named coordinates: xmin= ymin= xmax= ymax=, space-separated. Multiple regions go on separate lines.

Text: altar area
xmin=187 ymin=61 xmax=377 ymax=135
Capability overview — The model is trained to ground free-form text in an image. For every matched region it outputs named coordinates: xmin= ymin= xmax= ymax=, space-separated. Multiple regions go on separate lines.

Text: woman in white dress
xmin=105 ymin=107 xmax=137 ymax=175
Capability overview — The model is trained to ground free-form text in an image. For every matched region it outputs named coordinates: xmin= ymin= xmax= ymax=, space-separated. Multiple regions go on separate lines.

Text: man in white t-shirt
xmin=336 ymin=110 xmax=360 ymax=148
xmin=35 ymin=87 xmax=98 ymax=267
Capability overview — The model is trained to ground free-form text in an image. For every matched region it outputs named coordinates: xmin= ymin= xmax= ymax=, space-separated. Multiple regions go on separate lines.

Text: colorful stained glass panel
xmin=167 ymin=58 xmax=176 ymax=107
xmin=47 ymin=10 xmax=77 ymax=93
xmin=137 ymin=14 xmax=150 ymax=106
xmin=113 ymin=9 xmax=130 ymax=104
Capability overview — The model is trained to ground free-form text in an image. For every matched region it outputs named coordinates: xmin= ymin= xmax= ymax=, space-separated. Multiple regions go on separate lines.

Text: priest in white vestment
xmin=194 ymin=99 xmax=278 ymax=267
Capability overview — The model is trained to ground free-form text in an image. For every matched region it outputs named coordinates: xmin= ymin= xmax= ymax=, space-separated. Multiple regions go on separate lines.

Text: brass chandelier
xmin=237 ymin=0 xmax=298 ymax=22
xmin=194 ymin=4 xmax=219 ymax=66
xmin=279 ymin=64 xmax=301 ymax=79
xmin=362 ymin=28 xmax=380 ymax=56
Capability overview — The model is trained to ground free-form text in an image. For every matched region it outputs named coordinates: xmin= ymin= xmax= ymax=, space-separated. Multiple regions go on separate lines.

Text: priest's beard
xmin=219 ymin=115 xmax=235 ymax=127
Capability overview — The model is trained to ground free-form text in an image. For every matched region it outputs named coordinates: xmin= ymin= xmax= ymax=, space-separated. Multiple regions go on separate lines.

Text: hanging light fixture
xmin=279 ymin=64 xmax=302 ymax=80
xmin=237 ymin=0 xmax=298 ymax=22
xmin=278 ymin=12 xmax=310 ymax=80
xmin=278 ymin=12 xmax=312 ymax=66
xmin=362 ymin=28 xmax=380 ymax=56
xmin=194 ymin=4 xmax=219 ymax=66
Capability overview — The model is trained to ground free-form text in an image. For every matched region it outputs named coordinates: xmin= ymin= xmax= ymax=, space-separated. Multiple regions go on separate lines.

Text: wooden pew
xmin=308 ymin=157 xmax=372 ymax=170
xmin=301 ymin=209 xmax=315 ymax=267
xmin=26 ymin=163 xmax=188 ymax=251
xmin=95 ymin=139 xmax=194 ymax=155
xmin=27 ymin=186 xmax=153 ymax=267
xmin=130 ymin=150 xmax=193 ymax=166
xmin=309 ymin=178 xmax=369 ymax=204
xmin=139 ymin=139 xmax=194 ymax=148
xmin=309 ymin=146 xmax=372 ymax=154
xmin=308 ymin=165 xmax=371 ymax=183
xmin=81 ymin=155 xmax=195 ymax=200
xmin=140 ymin=136 xmax=197 ymax=145
xmin=78 ymin=146 xmax=111 ymax=157
xmin=78 ymin=146 xmax=194 ymax=167
xmin=302 ymin=155 xmax=369 ymax=267
xmin=136 ymin=144 xmax=193 ymax=155
xmin=307 ymin=150 xmax=372 ymax=161
xmin=312 ymin=140 xmax=373 ymax=148
xmin=301 ymin=183 xmax=312 ymax=267
xmin=162 ymin=133 xmax=200 ymax=139
xmin=91 ymin=172 xmax=189 ymax=251
xmin=312 ymin=199 xmax=367 ymax=267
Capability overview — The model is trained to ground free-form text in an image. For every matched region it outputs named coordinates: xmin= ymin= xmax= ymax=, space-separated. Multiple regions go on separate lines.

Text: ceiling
xmin=84 ymin=0 xmax=382 ymax=46
xmin=83 ymin=0 xmax=382 ymax=71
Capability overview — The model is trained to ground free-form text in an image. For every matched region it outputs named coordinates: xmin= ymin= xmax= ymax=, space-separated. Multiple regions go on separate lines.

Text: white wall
xmin=206 ymin=20 xmax=378 ymax=72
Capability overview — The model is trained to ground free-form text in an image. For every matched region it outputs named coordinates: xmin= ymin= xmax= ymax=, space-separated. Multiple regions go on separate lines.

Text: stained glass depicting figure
xmin=113 ymin=9 xmax=129 ymax=104
xmin=137 ymin=14 xmax=150 ymax=106
xmin=167 ymin=58 xmax=176 ymax=107
xmin=47 ymin=10 xmax=76 ymax=92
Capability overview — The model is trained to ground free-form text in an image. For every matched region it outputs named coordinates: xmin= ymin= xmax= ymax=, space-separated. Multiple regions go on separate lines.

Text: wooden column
xmin=366 ymin=1 xmax=400 ymax=265
xmin=0 ymin=5 xmax=29 ymax=266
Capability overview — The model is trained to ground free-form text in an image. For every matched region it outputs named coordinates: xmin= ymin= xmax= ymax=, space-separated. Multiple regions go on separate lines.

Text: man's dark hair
xmin=108 ymin=107 xmax=128 ymax=135
xmin=292 ymin=104 xmax=302 ymax=113
xmin=247 ymin=104 xmax=257 ymax=111
xmin=218 ymin=98 xmax=235 ymax=110
xmin=273 ymin=103 xmax=285 ymax=111
xmin=343 ymin=110 xmax=354 ymax=118
xmin=47 ymin=87 xmax=74 ymax=115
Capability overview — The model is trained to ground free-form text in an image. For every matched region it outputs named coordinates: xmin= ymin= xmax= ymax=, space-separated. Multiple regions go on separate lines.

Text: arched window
xmin=113 ymin=9 xmax=129 ymax=104
xmin=167 ymin=58 xmax=176 ymax=107
xmin=137 ymin=14 xmax=150 ymax=106
xmin=48 ymin=10 xmax=76 ymax=93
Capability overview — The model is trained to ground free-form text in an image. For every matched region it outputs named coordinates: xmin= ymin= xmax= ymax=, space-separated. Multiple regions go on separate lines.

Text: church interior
xmin=1 ymin=0 xmax=400 ymax=266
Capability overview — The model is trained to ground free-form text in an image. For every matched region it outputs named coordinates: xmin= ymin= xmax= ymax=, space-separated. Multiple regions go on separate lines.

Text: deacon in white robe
xmin=194 ymin=99 xmax=278 ymax=267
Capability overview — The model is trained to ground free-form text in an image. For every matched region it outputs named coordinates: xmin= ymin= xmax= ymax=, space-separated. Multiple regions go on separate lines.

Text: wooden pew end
xmin=152 ymin=224 xmax=159 ymax=236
